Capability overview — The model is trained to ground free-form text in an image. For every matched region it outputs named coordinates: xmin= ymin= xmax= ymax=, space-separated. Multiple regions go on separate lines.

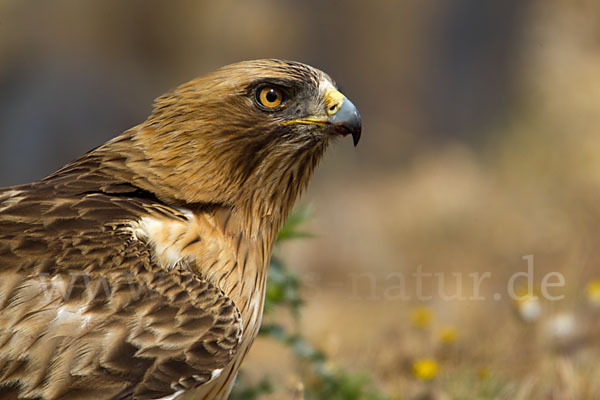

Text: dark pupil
xmin=265 ymin=89 xmax=278 ymax=103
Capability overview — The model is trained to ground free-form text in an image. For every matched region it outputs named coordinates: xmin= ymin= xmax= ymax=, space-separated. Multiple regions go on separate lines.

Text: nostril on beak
xmin=324 ymin=87 xmax=346 ymax=117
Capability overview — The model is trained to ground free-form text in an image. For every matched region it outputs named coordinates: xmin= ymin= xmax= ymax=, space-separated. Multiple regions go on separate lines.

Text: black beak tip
xmin=351 ymin=111 xmax=362 ymax=147
xmin=352 ymin=131 xmax=360 ymax=147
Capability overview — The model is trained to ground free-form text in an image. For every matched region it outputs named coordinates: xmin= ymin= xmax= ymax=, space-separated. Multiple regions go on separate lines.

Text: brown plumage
xmin=0 ymin=59 xmax=361 ymax=400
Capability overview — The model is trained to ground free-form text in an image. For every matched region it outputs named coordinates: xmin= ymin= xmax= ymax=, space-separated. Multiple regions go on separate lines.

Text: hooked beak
xmin=326 ymin=90 xmax=362 ymax=146
xmin=281 ymin=87 xmax=362 ymax=146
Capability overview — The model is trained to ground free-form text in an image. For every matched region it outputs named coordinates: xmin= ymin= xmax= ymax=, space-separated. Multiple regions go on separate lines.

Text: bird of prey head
xmin=122 ymin=59 xmax=361 ymax=225
xmin=0 ymin=59 xmax=360 ymax=400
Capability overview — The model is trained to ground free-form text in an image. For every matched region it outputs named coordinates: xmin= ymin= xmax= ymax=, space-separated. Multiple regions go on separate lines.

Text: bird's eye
xmin=257 ymin=86 xmax=284 ymax=108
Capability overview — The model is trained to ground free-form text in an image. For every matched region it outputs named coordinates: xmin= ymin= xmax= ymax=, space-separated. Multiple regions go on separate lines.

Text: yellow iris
xmin=257 ymin=86 xmax=283 ymax=108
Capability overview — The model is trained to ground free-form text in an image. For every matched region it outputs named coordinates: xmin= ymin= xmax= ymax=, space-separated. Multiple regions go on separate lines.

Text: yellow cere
xmin=324 ymin=87 xmax=345 ymax=116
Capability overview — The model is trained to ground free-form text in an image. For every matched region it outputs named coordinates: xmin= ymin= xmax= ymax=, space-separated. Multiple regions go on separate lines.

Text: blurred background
xmin=2 ymin=1 xmax=600 ymax=398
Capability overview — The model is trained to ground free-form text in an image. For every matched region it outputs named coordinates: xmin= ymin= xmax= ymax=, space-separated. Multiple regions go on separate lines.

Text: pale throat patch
xmin=134 ymin=214 xmax=197 ymax=269
xmin=131 ymin=208 xmax=227 ymax=272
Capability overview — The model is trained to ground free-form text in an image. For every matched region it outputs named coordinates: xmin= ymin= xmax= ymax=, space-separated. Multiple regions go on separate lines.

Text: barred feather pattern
xmin=0 ymin=176 xmax=244 ymax=400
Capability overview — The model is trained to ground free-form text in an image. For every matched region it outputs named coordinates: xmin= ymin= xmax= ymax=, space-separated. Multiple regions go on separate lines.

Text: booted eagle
xmin=0 ymin=60 xmax=361 ymax=400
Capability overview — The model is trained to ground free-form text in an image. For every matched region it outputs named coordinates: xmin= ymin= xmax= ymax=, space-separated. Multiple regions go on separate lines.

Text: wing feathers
xmin=0 ymin=182 xmax=242 ymax=399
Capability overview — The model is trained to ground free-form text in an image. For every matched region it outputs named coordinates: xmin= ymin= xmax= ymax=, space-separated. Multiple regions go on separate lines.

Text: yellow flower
xmin=478 ymin=367 xmax=490 ymax=380
xmin=411 ymin=307 xmax=433 ymax=328
xmin=413 ymin=358 xmax=438 ymax=380
xmin=586 ymin=280 xmax=600 ymax=306
xmin=439 ymin=326 xmax=457 ymax=344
